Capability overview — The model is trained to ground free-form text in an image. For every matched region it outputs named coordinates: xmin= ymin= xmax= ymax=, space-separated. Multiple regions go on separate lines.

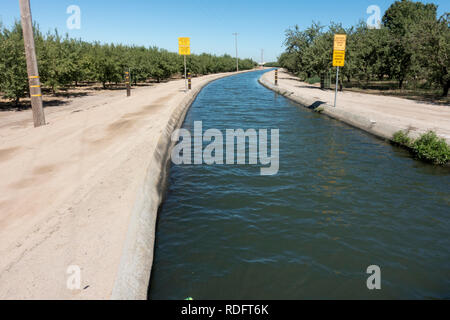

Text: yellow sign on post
xmin=333 ymin=34 xmax=347 ymax=67
xmin=179 ymin=47 xmax=191 ymax=55
xmin=178 ymin=37 xmax=191 ymax=55
xmin=333 ymin=50 xmax=346 ymax=67
xmin=179 ymin=37 xmax=191 ymax=92
xmin=333 ymin=34 xmax=347 ymax=51
xmin=333 ymin=34 xmax=347 ymax=108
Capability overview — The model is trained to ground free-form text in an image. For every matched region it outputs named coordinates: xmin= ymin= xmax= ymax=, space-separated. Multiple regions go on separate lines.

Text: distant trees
xmin=0 ymin=22 xmax=256 ymax=103
xmin=382 ymin=0 xmax=438 ymax=89
xmin=264 ymin=62 xmax=280 ymax=67
xmin=278 ymin=0 xmax=449 ymax=96
xmin=0 ymin=22 xmax=28 ymax=105
xmin=413 ymin=13 xmax=449 ymax=96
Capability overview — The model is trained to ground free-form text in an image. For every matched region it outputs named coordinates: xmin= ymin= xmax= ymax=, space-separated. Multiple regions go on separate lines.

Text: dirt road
xmin=0 ymin=71 xmax=248 ymax=299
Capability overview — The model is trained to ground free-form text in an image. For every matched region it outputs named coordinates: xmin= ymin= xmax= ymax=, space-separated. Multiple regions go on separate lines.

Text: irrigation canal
xmin=148 ymin=70 xmax=449 ymax=300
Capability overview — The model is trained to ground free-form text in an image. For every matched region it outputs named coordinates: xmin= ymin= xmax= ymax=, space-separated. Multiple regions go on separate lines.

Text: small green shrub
xmin=393 ymin=130 xmax=412 ymax=146
xmin=305 ymin=75 xmax=321 ymax=85
xmin=411 ymin=131 xmax=450 ymax=165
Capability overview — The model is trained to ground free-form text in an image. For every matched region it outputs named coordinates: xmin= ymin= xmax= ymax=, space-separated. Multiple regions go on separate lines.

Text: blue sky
xmin=1 ymin=0 xmax=448 ymax=62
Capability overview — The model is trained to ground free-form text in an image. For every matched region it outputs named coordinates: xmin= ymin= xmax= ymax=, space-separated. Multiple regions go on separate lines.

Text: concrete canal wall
xmin=0 ymin=68 xmax=255 ymax=300
xmin=111 ymin=69 xmax=256 ymax=300
xmin=259 ymin=69 xmax=450 ymax=145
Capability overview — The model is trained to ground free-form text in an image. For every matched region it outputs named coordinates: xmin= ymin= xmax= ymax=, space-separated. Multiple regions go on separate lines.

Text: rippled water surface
xmin=149 ymin=70 xmax=450 ymax=300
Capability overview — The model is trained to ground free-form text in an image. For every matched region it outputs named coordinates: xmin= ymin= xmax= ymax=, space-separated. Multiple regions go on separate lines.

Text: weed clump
xmin=393 ymin=130 xmax=412 ymax=147
xmin=393 ymin=130 xmax=450 ymax=165
xmin=411 ymin=131 xmax=450 ymax=165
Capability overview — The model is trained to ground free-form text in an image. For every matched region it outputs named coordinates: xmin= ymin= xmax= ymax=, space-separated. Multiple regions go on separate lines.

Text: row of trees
xmin=279 ymin=0 xmax=449 ymax=96
xmin=0 ymin=22 xmax=256 ymax=104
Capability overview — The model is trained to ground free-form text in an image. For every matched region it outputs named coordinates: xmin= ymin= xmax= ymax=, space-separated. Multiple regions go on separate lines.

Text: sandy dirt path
xmin=261 ymin=69 xmax=450 ymax=144
xmin=0 ymin=71 xmax=247 ymax=300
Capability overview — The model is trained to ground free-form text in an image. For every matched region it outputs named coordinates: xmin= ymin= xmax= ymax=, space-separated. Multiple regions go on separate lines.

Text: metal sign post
xmin=184 ymin=55 xmax=187 ymax=92
xmin=332 ymin=34 xmax=347 ymax=108
xmin=188 ymin=72 xmax=192 ymax=90
xmin=179 ymin=37 xmax=191 ymax=93
xmin=334 ymin=67 xmax=339 ymax=108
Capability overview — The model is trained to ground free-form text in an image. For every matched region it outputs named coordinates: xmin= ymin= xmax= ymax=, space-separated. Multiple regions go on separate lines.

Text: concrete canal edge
xmin=111 ymin=70 xmax=255 ymax=300
xmin=258 ymin=75 xmax=402 ymax=143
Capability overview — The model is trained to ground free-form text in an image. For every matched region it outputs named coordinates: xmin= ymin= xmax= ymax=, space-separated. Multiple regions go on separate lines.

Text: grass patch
xmin=393 ymin=130 xmax=450 ymax=165
xmin=393 ymin=130 xmax=412 ymax=147
xmin=305 ymin=76 xmax=321 ymax=85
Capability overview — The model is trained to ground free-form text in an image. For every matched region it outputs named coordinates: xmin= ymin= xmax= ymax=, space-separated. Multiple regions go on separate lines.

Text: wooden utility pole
xmin=19 ymin=0 xmax=45 ymax=127
xmin=125 ymin=70 xmax=131 ymax=97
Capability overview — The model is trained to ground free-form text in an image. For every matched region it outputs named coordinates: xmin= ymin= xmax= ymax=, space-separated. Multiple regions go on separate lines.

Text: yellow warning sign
xmin=179 ymin=37 xmax=190 ymax=47
xmin=333 ymin=34 xmax=347 ymax=51
xmin=333 ymin=50 xmax=346 ymax=67
xmin=179 ymin=46 xmax=191 ymax=55
xmin=178 ymin=37 xmax=190 ymax=55
xmin=333 ymin=34 xmax=347 ymax=67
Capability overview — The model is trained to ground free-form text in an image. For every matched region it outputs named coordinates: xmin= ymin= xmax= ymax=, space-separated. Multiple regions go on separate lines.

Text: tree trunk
xmin=443 ymin=80 xmax=449 ymax=97
xmin=398 ymin=78 xmax=404 ymax=90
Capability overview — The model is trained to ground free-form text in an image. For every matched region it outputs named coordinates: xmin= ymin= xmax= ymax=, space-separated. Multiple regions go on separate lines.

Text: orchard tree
xmin=382 ymin=0 xmax=438 ymax=88
xmin=412 ymin=13 xmax=449 ymax=96
xmin=0 ymin=22 xmax=28 ymax=105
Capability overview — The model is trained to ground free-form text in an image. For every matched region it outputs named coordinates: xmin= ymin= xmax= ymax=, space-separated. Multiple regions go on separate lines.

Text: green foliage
xmin=393 ymin=130 xmax=449 ymax=165
xmin=393 ymin=130 xmax=412 ymax=146
xmin=278 ymin=0 xmax=449 ymax=96
xmin=411 ymin=131 xmax=450 ymax=165
xmin=411 ymin=13 xmax=450 ymax=96
xmin=305 ymin=75 xmax=321 ymax=84
xmin=0 ymin=23 xmax=256 ymax=103
xmin=382 ymin=0 xmax=438 ymax=89
xmin=0 ymin=22 xmax=28 ymax=104
xmin=264 ymin=62 xmax=280 ymax=67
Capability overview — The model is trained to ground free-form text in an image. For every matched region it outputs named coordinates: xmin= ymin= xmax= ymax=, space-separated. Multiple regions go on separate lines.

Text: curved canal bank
xmin=0 ymin=68 xmax=255 ymax=300
xmin=149 ymin=70 xmax=449 ymax=300
xmin=259 ymin=69 xmax=450 ymax=146
xmin=111 ymin=69 xmax=257 ymax=300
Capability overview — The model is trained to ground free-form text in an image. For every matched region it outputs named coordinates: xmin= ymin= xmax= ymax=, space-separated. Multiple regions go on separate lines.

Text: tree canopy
xmin=278 ymin=0 xmax=449 ymax=96
xmin=0 ymin=22 xmax=256 ymax=103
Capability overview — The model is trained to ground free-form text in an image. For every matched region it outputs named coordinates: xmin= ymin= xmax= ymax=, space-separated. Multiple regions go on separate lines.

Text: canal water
xmin=149 ymin=70 xmax=450 ymax=300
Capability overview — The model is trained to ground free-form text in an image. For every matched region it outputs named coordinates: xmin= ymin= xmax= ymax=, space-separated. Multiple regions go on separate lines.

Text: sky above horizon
xmin=1 ymin=0 xmax=449 ymax=62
